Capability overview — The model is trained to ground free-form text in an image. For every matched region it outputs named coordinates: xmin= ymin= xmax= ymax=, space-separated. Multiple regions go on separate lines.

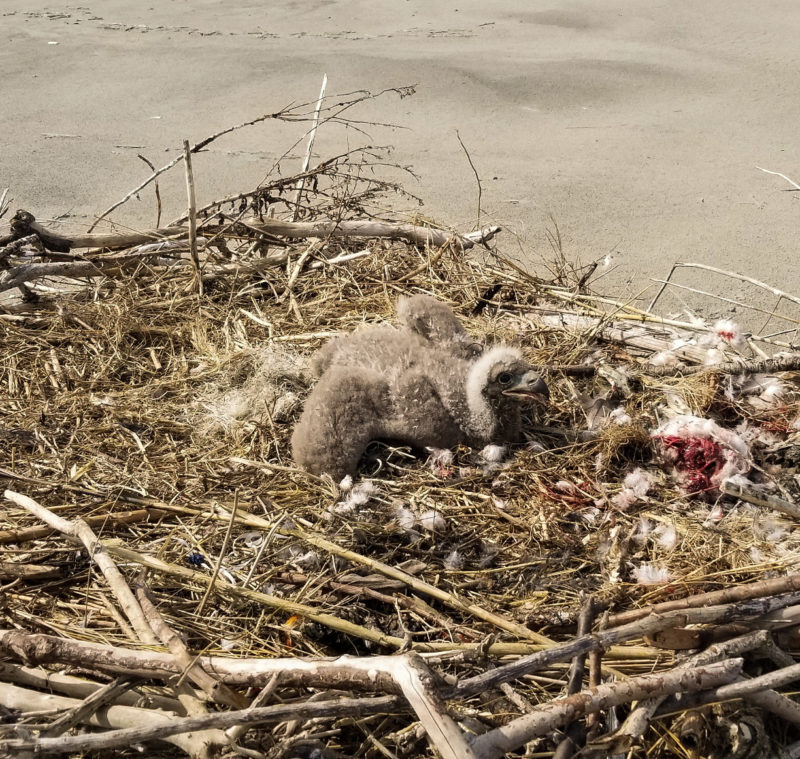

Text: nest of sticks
xmin=1 ymin=98 xmax=800 ymax=759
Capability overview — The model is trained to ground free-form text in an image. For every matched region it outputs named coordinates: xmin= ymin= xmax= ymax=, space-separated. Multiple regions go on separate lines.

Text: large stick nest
xmin=1 ymin=94 xmax=800 ymax=758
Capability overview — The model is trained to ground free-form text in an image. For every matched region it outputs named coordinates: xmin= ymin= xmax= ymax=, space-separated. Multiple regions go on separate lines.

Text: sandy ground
xmin=2 ymin=1 xmax=800 ymax=325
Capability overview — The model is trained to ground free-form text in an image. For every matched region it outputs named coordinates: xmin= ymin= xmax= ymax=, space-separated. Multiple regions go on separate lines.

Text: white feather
xmin=394 ymin=504 xmax=418 ymax=532
xmin=632 ymin=563 xmax=673 ymax=585
xmin=623 ymin=468 xmax=653 ymax=498
xmin=419 ymin=510 xmax=447 ymax=532
xmin=444 ymin=550 xmax=464 ymax=570
xmin=609 ymin=407 xmax=632 ymax=425
xmin=654 ymin=524 xmax=678 ymax=551
xmin=481 ymin=444 xmax=507 ymax=462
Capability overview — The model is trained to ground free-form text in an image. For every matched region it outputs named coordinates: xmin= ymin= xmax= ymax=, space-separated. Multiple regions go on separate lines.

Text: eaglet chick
xmin=311 ymin=294 xmax=481 ymax=378
xmin=292 ymin=345 xmax=548 ymax=479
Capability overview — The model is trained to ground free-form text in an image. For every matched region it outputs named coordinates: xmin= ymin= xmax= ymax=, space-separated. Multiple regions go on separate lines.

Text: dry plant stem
xmin=134 ymin=583 xmax=246 ymax=709
xmin=3 ymin=489 xmax=157 ymax=645
xmin=100 ymin=545 xmax=409 ymax=650
xmin=196 ymin=492 xmax=238 ymax=616
xmin=0 ymin=681 xmax=227 ymax=756
xmin=722 ymin=480 xmax=800 ymax=520
xmin=87 ymin=106 xmax=296 ymax=230
xmin=182 ymin=139 xmax=203 ymax=295
xmin=757 ymin=165 xmax=800 ymax=191
xmin=649 ymin=276 xmax=800 ymax=327
xmin=292 ymin=73 xmax=327 ymax=221
xmin=671 ymin=261 xmax=800 ymax=309
xmin=291 ymin=528 xmax=556 ymax=646
xmin=0 ymin=693 xmax=403 ymax=756
xmin=608 ymin=571 xmax=800 ymax=627
xmin=469 ymin=659 xmax=743 ymax=759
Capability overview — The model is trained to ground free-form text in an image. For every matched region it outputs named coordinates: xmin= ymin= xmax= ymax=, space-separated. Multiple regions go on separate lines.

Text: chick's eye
xmin=497 ymin=372 xmax=512 ymax=385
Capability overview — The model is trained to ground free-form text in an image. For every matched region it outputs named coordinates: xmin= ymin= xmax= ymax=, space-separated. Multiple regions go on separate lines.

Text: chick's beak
xmin=503 ymin=371 xmax=550 ymax=402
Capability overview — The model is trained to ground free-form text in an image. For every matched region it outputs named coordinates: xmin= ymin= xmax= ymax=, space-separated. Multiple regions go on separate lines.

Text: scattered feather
xmin=632 ymin=563 xmax=673 ymax=585
xmin=481 ymin=444 xmax=507 ymax=462
xmin=713 ymin=319 xmax=748 ymax=352
xmin=394 ymin=504 xmax=417 ymax=532
xmin=444 ymin=550 xmax=464 ymax=570
xmin=418 ymin=510 xmax=447 ymax=532
xmin=623 ymin=468 xmax=653 ymax=498
xmin=654 ymin=523 xmax=678 ymax=551
xmin=609 ymin=406 xmax=632 ymax=425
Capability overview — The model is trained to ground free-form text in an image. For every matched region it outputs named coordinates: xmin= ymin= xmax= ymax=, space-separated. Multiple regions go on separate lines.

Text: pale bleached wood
xmin=292 ymin=73 xmax=327 ymax=221
xmin=0 ymin=681 xmax=227 ymax=755
xmin=470 ymin=659 xmax=743 ymax=759
xmin=0 ymin=691 xmax=401 ymax=756
xmin=3 ymin=490 xmax=157 ymax=646
xmin=182 ymin=139 xmax=203 ymax=294
xmin=134 ymin=584 xmax=246 ymax=709
xmin=347 ymin=653 xmax=478 ymax=759
xmin=0 ymin=661 xmax=183 ymax=713
xmin=9 ymin=209 xmax=499 ymax=252
xmin=600 ymin=630 xmax=772 ymax=753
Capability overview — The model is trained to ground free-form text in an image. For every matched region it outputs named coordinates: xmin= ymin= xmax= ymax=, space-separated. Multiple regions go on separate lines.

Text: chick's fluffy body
xmin=311 ymin=295 xmax=481 ymax=379
xmin=293 ymin=295 xmax=545 ymax=479
xmin=293 ymin=344 xmax=535 ymax=479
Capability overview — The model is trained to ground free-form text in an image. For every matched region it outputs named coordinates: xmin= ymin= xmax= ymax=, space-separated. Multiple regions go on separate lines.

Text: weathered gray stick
xmin=722 ymin=480 xmax=800 ymax=520
xmin=470 ymin=659 xmax=743 ymax=759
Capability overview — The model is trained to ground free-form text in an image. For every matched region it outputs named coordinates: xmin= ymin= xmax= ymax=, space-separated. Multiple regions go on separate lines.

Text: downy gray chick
xmin=292 ymin=345 xmax=548 ymax=479
xmin=396 ymin=294 xmax=483 ymax=361
xmin=311 ymin=295 xmax=481 ymax=378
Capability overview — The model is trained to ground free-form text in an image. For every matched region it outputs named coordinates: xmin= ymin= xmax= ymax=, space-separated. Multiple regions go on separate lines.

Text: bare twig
xmin=182 ymin=139 xmax=203 ymax=295
xmin=292 ymin=74 xmax=328 ymax=221
xmin=607 ymin=572 xmax=800 ymax=627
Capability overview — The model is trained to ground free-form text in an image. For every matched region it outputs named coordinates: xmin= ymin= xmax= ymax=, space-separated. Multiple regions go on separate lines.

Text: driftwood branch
xmin=0 ymin=681 xmax=227 ymax=755
xmin=5 ymin=209 xmax=498 ymax=254
xmin=470 ymin=659 xmax=743 ymax=759
xmin=598 ymin=630 xmax=774 ymax=753
xmin=608 ymin=571 xmax=800 ymax=627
